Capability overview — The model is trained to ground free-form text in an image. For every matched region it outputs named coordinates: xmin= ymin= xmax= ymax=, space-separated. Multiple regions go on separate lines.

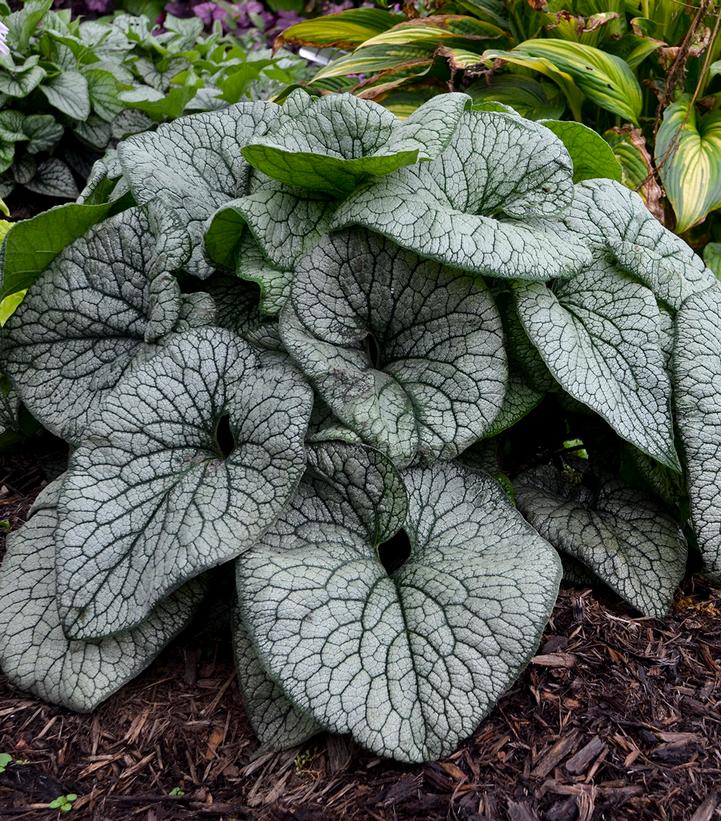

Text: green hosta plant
xmin=1 ymin=91 xmax=720 ymax=763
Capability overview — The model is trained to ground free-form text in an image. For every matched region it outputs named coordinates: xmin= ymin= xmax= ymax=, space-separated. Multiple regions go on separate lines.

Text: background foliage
xmin=0 ymin=0 xmax=308 ymax=209
xmin=281 ymin=0 xmax=721 ymax=249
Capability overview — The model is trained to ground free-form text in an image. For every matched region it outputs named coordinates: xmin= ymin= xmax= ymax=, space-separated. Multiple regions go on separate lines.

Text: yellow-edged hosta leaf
xmin=359 ymin=16 xmax=508 ymax=47
xmin=437 ymin=46 xmax=488 ymax=69
xmin=482 ymin=48 xmax=584 ymax=120
xmin=494 ymin=39 xmax=642 ymax=123
xmin=312 ymin=43 xmax=435 ymax=82
xmin=277 ymin=9 xmax=404 ymax=49
xmin=656 ymin=95 xmax=721 ymax=233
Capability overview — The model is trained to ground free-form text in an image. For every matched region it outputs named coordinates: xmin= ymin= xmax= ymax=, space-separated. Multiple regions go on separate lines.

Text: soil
xmin=0 ymin=443 xmax=720 ymax=821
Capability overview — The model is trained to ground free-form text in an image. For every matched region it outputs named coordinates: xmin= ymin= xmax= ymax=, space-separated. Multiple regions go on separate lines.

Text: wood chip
xmin=565 ymin=737 xmax=607 ymax=775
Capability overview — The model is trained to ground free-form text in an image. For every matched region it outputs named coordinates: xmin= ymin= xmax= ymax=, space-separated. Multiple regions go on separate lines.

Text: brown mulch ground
xmin=0 ymin=446 xmax=720 ymax=821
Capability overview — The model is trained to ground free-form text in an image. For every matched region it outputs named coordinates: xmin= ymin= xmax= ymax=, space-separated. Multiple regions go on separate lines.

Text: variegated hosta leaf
xmin=279 ymin=229 xmax=507 ymax=467
xmin=55 ymin=327 xmax=313 ymax=640
xmin=205 ymin=177 xmax=335 ymax=276
xmin=563 ymin=179 xmax=715 ymax=310
xmin=117 ymin=102 xmax=279 ymax=278
xmin=232 ymin=607 xmax=322 ymax=749
xmin=514 ymin=260 xmax=679 ymax=470
xmin=238 ymin=450 xmax=561 ymax=762
xmin=1 ymin=208 xmax=212 ymax=444
xmin=331 ymin=109 xmax=591 ymax=280
xmin=0 ymin=478 xmax=205 ymax=712
xmin=241 ymin=91 xmax=470 ymax=196
xmin=515 ymin=465 xmax=687 ymax=617
xmin=674 ymin=284 xmax=721 ymax=582
xmin=655 ymin=96 xmax=721 ymax=233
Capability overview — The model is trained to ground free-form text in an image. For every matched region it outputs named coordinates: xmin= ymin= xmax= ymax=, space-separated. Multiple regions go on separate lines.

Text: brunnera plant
xmin=0 ymin=90 xmax=719 ymax=763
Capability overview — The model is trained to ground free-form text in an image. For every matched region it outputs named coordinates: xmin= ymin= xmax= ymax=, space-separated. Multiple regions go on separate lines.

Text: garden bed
xmin=0 ymin=447 xmax=719 ymax=821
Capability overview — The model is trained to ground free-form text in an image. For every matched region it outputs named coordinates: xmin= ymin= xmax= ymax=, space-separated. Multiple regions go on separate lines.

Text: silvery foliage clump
xmin=0 ymin=90 xmax=718 ymax=763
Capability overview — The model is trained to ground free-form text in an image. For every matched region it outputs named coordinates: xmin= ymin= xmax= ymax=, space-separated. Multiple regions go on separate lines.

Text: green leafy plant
xmin=0 ymin=752 xmax=12 ymax=773
xmin=48 ymin=794 xmax=77 ymax=813
xmin=279 ymin=0 xmax=721 ymax=233
xmin=0 ymin=0 xmax=308 ymax=207
xmin=0 ymin=92 xmax=719 ymax=763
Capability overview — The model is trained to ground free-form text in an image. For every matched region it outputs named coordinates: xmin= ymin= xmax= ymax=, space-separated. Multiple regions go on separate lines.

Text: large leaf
xmin=280 ymin=229 xmax=506 ymax=467
xmin=673 ymin=283 xmax=721 ymax=583
xmin=238 ymin=450 xmax=561 ymax=762
xmin=540 ymin=119 xmax=622 ymax=182
xmin=0 ymin=478 xmax=205 ymax=711
xmin=232 ymin=607 xmax=322 ymax=749
xmin=117 ymin=102 xmax=279 ymax=278
xmin=277 ymin=8 xmax=404 ymax=49
xmin=655 ymin=95 xmax=721 ymax=233
xmin=241 ymin=92 xmax=471 ymax=197
xmin=563 ymin=179 xmax=715 ymax=310
xmin=2 ymin=208 xmax=211 ymax=443
xmin=490 ymin=40 xmax=642 ymax=124
xmin=332 ymin=109 xmax=590 ymax=280
xmin=514 ymin=260 xmax=679 ymax=470
xmin=55 ymin=327 xmax=313 ymax=639
xmin=515 ymin=465 xmax=687 ymax=617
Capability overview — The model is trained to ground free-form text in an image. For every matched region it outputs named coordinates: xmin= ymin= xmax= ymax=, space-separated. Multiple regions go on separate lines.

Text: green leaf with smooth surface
xmin=540 ymin=120 xmax=622 ymax=182
xmin=232 ymin=607 xmax=322 ymax=749
xmin=514 ymin=260 xmax=679 ymax=470
xmin=56 ymin=327 xmax=313 ymax=640
xmin=280 ymin=229 xmax=506 ymax=467
xmin=242 ymin=92 xmax=470 ymax=197
xmin=332 ymin=109 xmax=589 ymax=280
xmin=0 ymin=478 xmax=205 ymax=712
xmin=238 ymin=455 xmax=560 ymax=762
xmin=2 ymin=209 xmax=210 ymax=443
xmin=673 ymin=283 xmax=721 ymax=583
xmin=655 ymin=95 xmax=721 ymax=232
xmin=563 ymin=179 xmax=715 ymax=310
xmin=0 ymin=200 xmax=118 ymax=300
xmin=117 ymin=102 xmax=279 ymax=278
xmin=40 ymin=71 xmax=91 ymax=120
xmin=515 ymin=465 xmax=687 ymax=617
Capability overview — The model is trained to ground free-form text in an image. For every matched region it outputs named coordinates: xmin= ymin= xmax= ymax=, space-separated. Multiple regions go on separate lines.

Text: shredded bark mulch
xmin=0 ymin=446 xmax=720 ymax=821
